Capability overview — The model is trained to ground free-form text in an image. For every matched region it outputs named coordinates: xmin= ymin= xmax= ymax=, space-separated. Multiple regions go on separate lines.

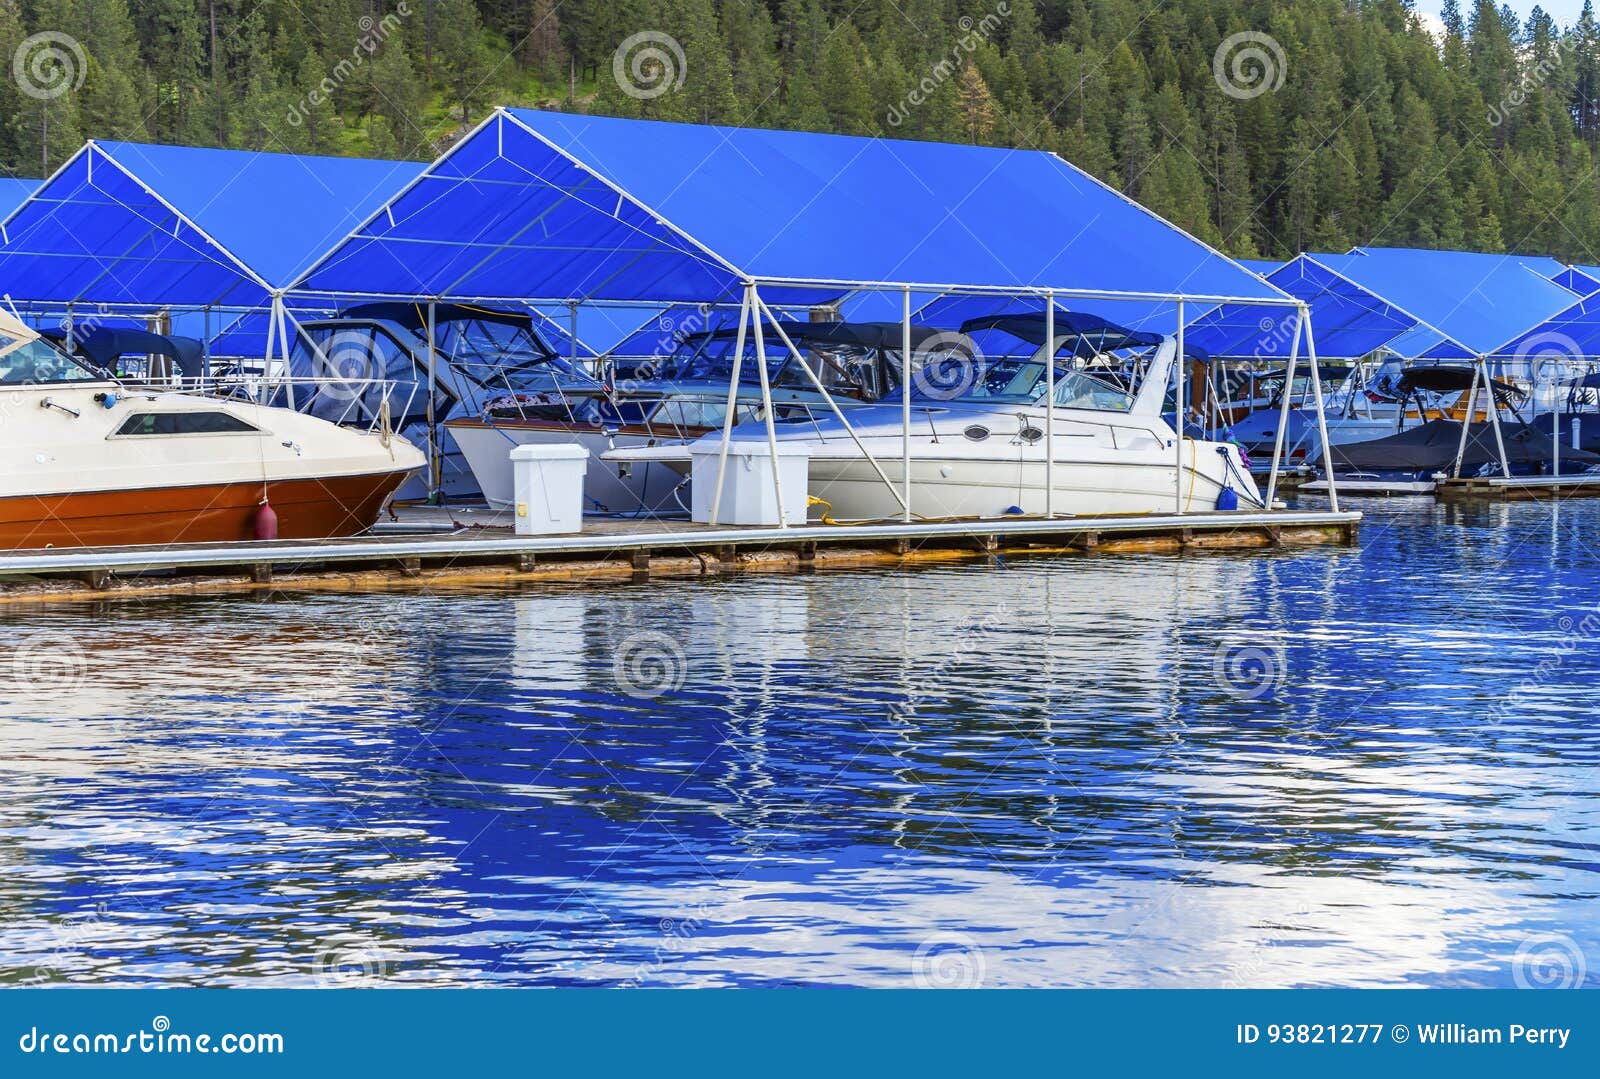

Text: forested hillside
xmin=3 ymin=0 xmax=1599 ymax=262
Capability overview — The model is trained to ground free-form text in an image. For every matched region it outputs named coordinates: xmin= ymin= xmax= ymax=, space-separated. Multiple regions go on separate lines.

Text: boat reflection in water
xmin=1 ymin=499 xmax=1596 ymax=986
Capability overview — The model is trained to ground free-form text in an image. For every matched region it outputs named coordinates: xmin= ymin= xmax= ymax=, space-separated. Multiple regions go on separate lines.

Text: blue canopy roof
xmin=295 ymin=108 xmax=1290 ymax=307
xmin=1556 ymin=265 xmax=1600 ymax=296
xmin=1312 ymin=247 xmax=1580 ymax=357
xmin=0 ymin=178 xmax=38 ymax=219
xmin=0 ymin=142 xmax=423 ymax=308
xmin=1184 ymin=254 xmax=1430 ymax=359
xmin=1479 ymin=290 xmax=1600 ymax=362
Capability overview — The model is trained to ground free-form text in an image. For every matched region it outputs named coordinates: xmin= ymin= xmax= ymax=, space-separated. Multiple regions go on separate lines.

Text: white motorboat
xmin=606 ymin=312 xmax=1263 ymax=521
xmin=0 ymin=311 xmax=424 ymax=549
xmin=446 ymin=321 xmax=932 ymax=513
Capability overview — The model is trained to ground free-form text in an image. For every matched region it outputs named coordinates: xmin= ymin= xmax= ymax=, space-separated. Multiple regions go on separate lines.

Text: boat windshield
xmin=651 ymin=333 xmax=895 ymax=397
xmin=0 ymin=333 xmax=103 ymax=385
xmin=914 ymin=356 xmax=1135 ymax=410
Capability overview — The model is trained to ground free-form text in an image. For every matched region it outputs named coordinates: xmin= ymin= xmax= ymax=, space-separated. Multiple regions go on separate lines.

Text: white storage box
xmin=690 ymin=441 xmax=810 ymax=526
xmin=510 ymin=444 xmax=588 ymax=535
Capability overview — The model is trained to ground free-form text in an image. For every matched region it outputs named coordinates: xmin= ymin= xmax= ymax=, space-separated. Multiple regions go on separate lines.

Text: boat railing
xmin=148 ymin=375 xmax=421 ymax=437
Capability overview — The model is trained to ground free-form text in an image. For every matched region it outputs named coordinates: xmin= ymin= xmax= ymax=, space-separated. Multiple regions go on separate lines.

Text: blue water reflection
xmin=0 ymin=498 xmax=1596 ymax=987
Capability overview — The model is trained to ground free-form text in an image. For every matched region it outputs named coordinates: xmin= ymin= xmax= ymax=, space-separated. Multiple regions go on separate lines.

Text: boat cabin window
xmin=0 ymin=336 xmax=102 ymax=385
xmin=112 ymin=411 xmax=259 ymax=436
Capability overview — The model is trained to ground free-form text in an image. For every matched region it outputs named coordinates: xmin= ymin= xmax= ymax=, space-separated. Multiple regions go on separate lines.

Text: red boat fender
xmin=254 ymin=498 xmax=279 ymax=541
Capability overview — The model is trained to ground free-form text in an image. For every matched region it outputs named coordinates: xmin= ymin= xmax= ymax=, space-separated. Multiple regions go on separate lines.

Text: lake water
xmin=1 ymin=498 xmax=1596 ymax=988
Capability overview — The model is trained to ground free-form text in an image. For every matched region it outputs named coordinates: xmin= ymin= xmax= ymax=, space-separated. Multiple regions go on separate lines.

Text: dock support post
xmin=630 ymin=548 xmax=651 ymax=581
xmin=426 ymin=301 xmax=439 ymax=503
xmin=748 ymin=286 xmax=788 ymax=527
xmin=1046 ymin=293 xmax=1056 ymax=518
xmin=1452 ymin=364 xmax=1480 ymax=479
xmin=1265 ymin=309 xmax=1305 ymax=508
xmin=81 ymin=569 xmax=110 ymax=591
xmin=250 ymin=564 xmax=273 ymax=584
xmin=1303 ymin=308 xmax=1339 ymax=513
xmin=517 ymin=553 xmax=536 ymax=573
xmin=1481 ymin=355 xmax=1513 ymax=480
xmin=707 ymin=289 xmax=752 ymax=527
xmin=1174 ymin=299 xmax=1184 ymax=513
xmin=903 ymin=286 xmax=913 ymax=523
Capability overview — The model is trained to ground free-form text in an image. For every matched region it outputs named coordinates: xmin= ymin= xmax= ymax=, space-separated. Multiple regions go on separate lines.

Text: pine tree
xmin=435 ymin=0 xmax=496 ymax=122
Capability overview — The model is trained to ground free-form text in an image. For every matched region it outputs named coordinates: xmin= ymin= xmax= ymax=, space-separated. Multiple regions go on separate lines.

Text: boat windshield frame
xmin=0 ymin=331 xmax=106 ymax=386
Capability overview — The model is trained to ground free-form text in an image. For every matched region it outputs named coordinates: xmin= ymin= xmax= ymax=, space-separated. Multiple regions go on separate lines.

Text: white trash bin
xmin=690 ymin=441 xmax=811 ymax=526
xmin=510 ymin=444 xmax=588 ymax=535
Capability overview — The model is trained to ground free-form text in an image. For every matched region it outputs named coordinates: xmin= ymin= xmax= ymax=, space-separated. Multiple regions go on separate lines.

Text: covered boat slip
xmin=0 ymin=108 xmax=1361 ymax=594
xmin=287 ymin=107 xmax=1347 ymax=520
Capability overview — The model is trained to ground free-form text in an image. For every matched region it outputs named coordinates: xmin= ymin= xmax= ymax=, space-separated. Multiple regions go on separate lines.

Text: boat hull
xmin=0 ymin=470 xmax=410 ymax=550
xmin=805 ymin=450 xmax=1244 ymax=521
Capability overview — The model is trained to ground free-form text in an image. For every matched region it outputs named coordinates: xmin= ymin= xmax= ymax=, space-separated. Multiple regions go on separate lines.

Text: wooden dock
xmin=0 ymin=506 xmax=1362 ymax=606
xmin=1434 ymin=474 xmax=1600 ymax=500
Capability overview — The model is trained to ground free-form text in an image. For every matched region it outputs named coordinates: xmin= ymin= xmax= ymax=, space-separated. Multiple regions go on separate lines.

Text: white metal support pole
xmin=1264 ymin=309 xmax=1304 ymax=508
xmin=1174 ymin=299 xmax=1184 ymax=513
xmin=749 ymin=285 xmax=788 ymax=527
xmin=902 ymin=286 xmax=913 ymax=523
xmin=568 ymin=300 xmax=580 ymax=372
xmin=1045 ymin=294 xmax=1056 ymax=518
xmin=1553 ymin=363 xmax=1563 ymax=477
xmin=1482 ymin=355 xmax=1512 ymax=478
xmin=261 ymin=298 xmax=278 ymax=402
xmin=274 ymin=294 xmax=296 ymax=409
xmin=1452 ymin=364 xmax=1480 ymax=479
xmin=757 ymin=297 xmax=907 ymax=515
xmin=707 ymin=288 xmax=752 ymax=527
xmin=426 ymin=300 xmax=440 ymax=502
xmin=1303 ymin=309 xmax=1339 ymax=513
